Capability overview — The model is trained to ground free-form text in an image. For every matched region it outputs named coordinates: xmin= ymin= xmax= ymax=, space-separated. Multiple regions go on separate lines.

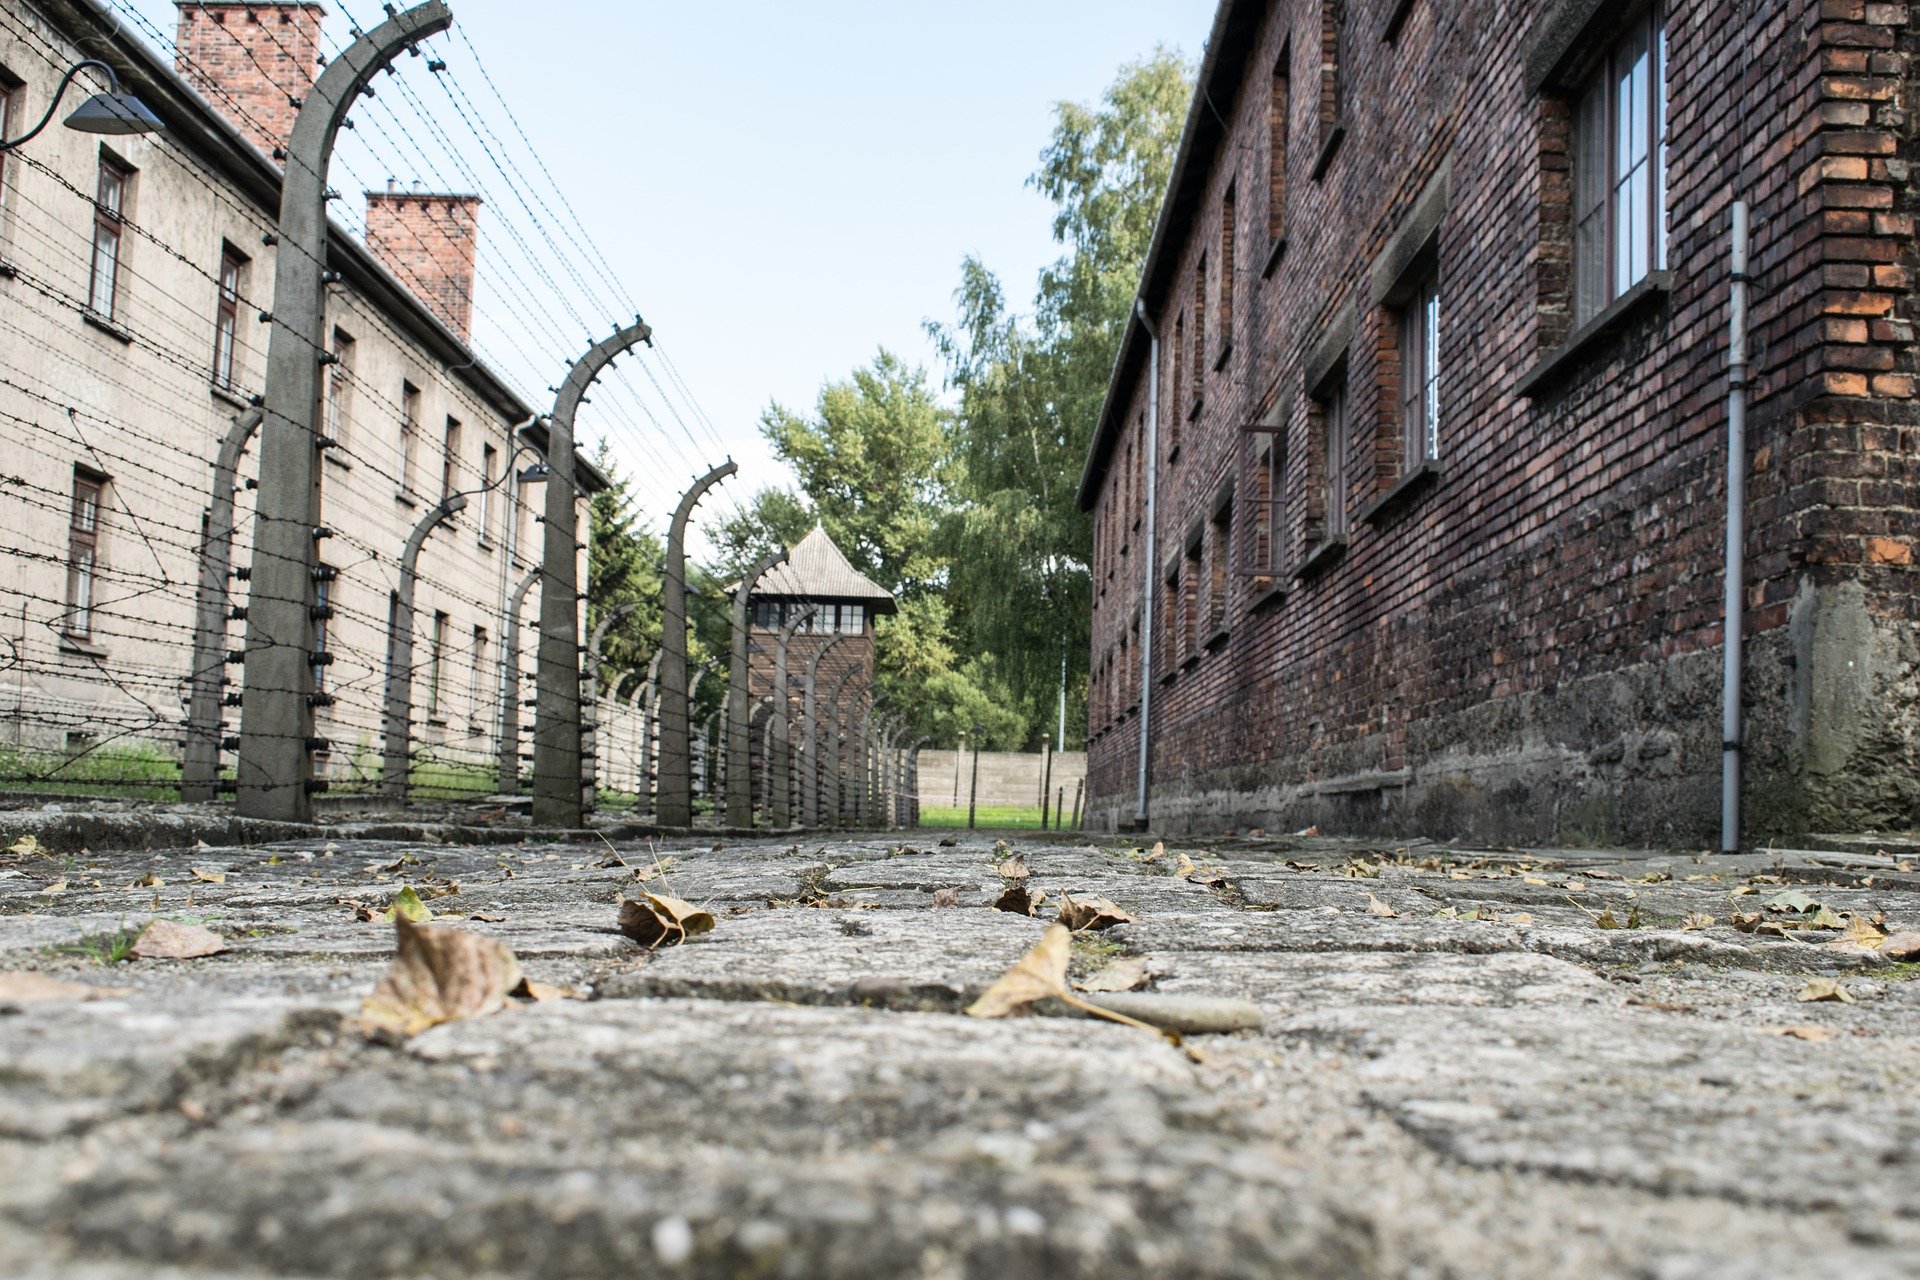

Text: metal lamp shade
xmin=63 ymin=92 xmax=164 ymax=137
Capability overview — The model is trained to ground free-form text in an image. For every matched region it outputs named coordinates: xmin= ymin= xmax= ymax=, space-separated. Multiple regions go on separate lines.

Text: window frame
xmin=1267 ymin=44 xmax=1290 ymax=253
xmin=64 ymin=468 xmax=105 ymax=641
xmin=427 ymin=610 xmax=450 ymax=720
xmin=1218 ymin=183 xmax=1236 ymax=360
xmin=323 ymin=329 xmax=355 ymax=450
xmin=1243 ymin=420 xmax=1287 ymax=584
xmin=88 ymin=154 xmax=131 ymax=320
xmin=441 ymin=416 xmax=462 ymax=501
xmin=1322 ymin=378 xmax=1350 ymax=540
xmin=398 ymin=380 xmax=421 ymax=496
xmin=212 ymin=246 xmax=245 ymax=390
xmin=478 ymin=441 xmax=497 ymax=544
xmin=1398 ymin=269 xmax=1441 ymax=469
xmin=1572 ymin=2 xmax=1667 ymax=326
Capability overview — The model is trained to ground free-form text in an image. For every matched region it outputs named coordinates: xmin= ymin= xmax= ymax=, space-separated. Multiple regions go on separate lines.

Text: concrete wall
xmin=915 ymin=750 xmax=1089 ymax=814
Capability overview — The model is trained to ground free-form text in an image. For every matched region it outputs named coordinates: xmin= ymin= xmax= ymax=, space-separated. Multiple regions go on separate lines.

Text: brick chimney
xmin=175 ymin=3 xmax=326 ymax=159
xmin=365 ymin=183 xmax=483 ymax=340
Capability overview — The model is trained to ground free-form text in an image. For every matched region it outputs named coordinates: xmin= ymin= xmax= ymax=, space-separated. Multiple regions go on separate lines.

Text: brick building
xmin=0 ymin=0 xmax=604 ymax=795
xmin=1079 ymin=0 xmax=1920 ymax=844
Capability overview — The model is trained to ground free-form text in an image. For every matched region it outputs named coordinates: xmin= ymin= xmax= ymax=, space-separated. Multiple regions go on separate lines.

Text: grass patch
xmin=920 ymin=804 xmax=1067 ymax=831
xmin=0 ymin=743 xmax=181 ymax=802
xmin=47 ymin=929 xmax=137 ymax=965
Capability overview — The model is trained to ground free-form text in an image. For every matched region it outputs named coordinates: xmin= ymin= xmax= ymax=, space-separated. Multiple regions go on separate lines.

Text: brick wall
xmin=365 ymin=190 xmax=482 ymax=340
xmin=1083 ymin=0 xmax=1920 ymax=844
xmin=175 ymin=2 xmax=323 ymax=158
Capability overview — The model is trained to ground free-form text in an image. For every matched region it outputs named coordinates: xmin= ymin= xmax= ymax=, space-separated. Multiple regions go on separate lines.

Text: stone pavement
xmin=2 ymin=828 xmax=1918 ymax=1279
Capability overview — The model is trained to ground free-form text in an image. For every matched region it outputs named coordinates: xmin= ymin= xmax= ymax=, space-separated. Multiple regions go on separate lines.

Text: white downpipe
xmin=1134 ymin=301 xmax=1160 ymax=830
xmin=1722 ymin=202 xmax=1750 ymax=855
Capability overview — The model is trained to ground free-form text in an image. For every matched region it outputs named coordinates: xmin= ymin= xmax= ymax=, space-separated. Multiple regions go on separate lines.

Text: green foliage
xmin=587 ymin=442 xmax=665 ymax=679
xmin=931 ymin=50 xmax=1192 ymax=748
xmin=0 ymin=742 xmax=182 ymax=801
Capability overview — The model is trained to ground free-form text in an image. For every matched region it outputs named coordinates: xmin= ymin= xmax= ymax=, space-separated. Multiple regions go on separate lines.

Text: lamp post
xmin=236 ymin=3 xmax=453 ymax=822
xmin=0 ymin=60 xmax=164 ymax=151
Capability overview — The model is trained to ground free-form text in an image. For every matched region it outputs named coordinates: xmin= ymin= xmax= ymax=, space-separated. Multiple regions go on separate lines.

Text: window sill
xmin=427 ymin=716 xmax=448 ymax=729
xmin=478 ymin=537 xmax=495 ymax=554
xmin=58 ymin=634 xmax=108 ymax=659
xmin=1295 ymin=534 xmax=1349 ymax=580
xmin=322 ymin=450 xmax=350 ymax=471
xmin=1360 ymin=459 xmax=1442 ymax=527
xmin=1517 ymin=270 xmax=1672 ymax=398
xmin=1311 ymin=124 xmax=1346 ymax=181
xmin=0 ymin=257 xmax=17 ymax=279
xmin=1212 ymin=340 xmax=1233 ymax=373
xmin=1167 ymin=442 xmax=1182 ymax=466
xmin=209 ymin=383 xmax=253 ymax=412
xmin=1247 ymin=580 xmax=1287 ymax=613
xmin=1203 ymin=625 xmax=1230 ymax=653
xmin=1180 ymin=652 xmax=1202 ymax=674
xmin=82 ymin=310 xmax=133 ymax=345
xmin=395 ymin=489 xmax=418 ymax=509
xmin=1262 ymin=236 xmax=1287 ymax=280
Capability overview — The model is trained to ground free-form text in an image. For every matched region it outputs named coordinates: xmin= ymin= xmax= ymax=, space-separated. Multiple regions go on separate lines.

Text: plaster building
xmin=1080 ymin=0 xmax=1920 ymax=844
xmin=0 ymin=0 xmax=602 ymax=796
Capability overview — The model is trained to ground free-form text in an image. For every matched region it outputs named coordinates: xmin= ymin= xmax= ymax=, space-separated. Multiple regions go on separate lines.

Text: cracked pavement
xmin=2 ymin=827 xmax=1917 ymax=1278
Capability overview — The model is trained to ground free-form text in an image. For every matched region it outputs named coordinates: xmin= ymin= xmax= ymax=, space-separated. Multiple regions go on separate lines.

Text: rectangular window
xmin=1191 ymin=254 xmax=1206 ymax=404
xmin=428 ymin=610 xmax=449 ymax=718
xmin=212 ymin=246 xmax=244 ymax=390
xmin=1209 ymin=499 xmax=1231 ymax=633
xmin=312 ymin=570 xmax=332 ymax=693
xmin=64 ymin=468 xmax=104 ymax=640
xmin=1183 ymin=539 xmax=1202 ymax=655
xmin=469 ymin=625 xmax=490 ymax=733
xmin=1320 ymin=0 xmax=1344 ymax=129
xmin=478 ymin=442 xmax=497 ymax=544
xmin=515 ymin=472 xmax=537 ymax=561
xmin=1573 ymin=4 xmax=1666 ymax=325
xmin=1399 ymin=271 xmax=1441 ymax=467
xmin=88 ymin=156 xmax=130 ymax=319
xmin=441 ymin=416 xmax=462 ymax=500
xmin=1323 ymin=380 xmax=1350 ymax=539
xmin=1269 ymin=47 xmax=1290 ymax=245
xmin=1245 ymin=423 xmax=1286 ymax=580
xmin=1219 ymin=185 xmax=1236 ymax=351
xmin=324 ymin=329 xmax=355 ymax=449
xmin=399 ymin=381 xmax=421 ymax=496
xmin=1163 ymin=565 xmax=1180 ymax=673
xmin=1170 ymin=312 xmax=1185 ymax=453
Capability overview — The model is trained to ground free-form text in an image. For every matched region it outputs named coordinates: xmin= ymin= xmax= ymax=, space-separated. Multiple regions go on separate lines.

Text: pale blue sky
xmin=116 ymin=0 xmax=1217 ymax=537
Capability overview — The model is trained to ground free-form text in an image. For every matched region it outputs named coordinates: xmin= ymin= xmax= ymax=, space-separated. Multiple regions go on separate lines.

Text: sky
xmin=115 ymin=0 xmax=1218 ymax=547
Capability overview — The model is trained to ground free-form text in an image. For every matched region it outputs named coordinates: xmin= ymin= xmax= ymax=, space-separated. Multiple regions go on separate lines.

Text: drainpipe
xmin=1133 ymin=300 xmax=1160 ymax=832
xmin=1722 ymin=202 xmax=1750 ymax=855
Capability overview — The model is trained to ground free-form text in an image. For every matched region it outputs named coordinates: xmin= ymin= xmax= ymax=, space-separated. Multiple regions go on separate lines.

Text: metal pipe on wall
xmin=1722 ymin=202 xmax=1750 ymax=855
xmin=1132 ymin=300 xmax=1160 ymax=832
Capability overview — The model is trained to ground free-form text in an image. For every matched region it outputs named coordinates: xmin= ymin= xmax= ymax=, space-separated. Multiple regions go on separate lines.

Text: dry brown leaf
xmin=359 ymin=915 xmax=523 ymax=1039
xmin=130 ymin=920 xmax=226 ymax=960
xmin=1143 ymin=841 xmax=1166 ymax=864
xmin=1798 ymin=978 xmax=1855 ymax=1004
xmin=0 ymin=972 xmax=128 ymax=1005
xmin=1076 ymin=956 xmax=1150 ymax=994
xmin=38 ymin=879 xmax=66 ymax=895
xmin=966 ymin=923 xmax=1073 ymax=1018
xmin=1768 ymin=1025 xmax=1838 ymax=1042
xmin=1522 ymin=875 xmax=1549 ymax=886
xmin=993 ymin=883 xmax=1039 ymax=917
xmin=931 ymin=886 xmax=962 ymax=908
xmin=6 ymin=835 xmax=42 ymax=856
xmin=1509 ymin=912 xmax=1535 ymax=925
xmin=995 ymin=854 xmax=1029 ymax=881
xmin=1174 ymin=852 xmax=1198 ymax=878
xmin=1058 ymin=893 xmax=1133 ymax=932
xmin=469 ymin=911 xmax=508 ymax=924
xmin=1682 ymin=912 xmax=1716 ymax=931
xmin=130 ymin=873 xmax=163 ymax=889
xmin=618 ymin=893 xmax=716 ymax=948
xmin=1366 ymin=894 xmax=1399 ymax=918
xmin=190 ymin=868 xmax=226 ymax=885
xmin=1880 ymin=931 xmax=1920 ymax=962
xmin=938 ymin=837 xmax=959 ymax=848
xmin=510 ymin=976 xmax=582 ymax=1002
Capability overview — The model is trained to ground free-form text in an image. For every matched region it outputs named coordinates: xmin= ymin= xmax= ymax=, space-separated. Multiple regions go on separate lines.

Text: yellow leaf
xmin=371 ymin=886 xmax=432 ymax=925
xmin=1509 ymin=912 xmax=1535 ymax=925
xmin=1798 ymin=978 xmax=1855 ymax=1004
xmin=1682 ymin=912 xmax=1716 ymax=931
xmin=1523 ymin=876 xmax=1548 ymax=886
xmin=131 ymin=874 xmax=163 ymax=889
xmin=359 ymin=916 xmax=522 ymax=1040
xmin=1366 ymin=894 xmax=1398 ymax=918
xmin=1595 ymin=909 xmax=1622 ymax=930
xmin=6 ymin=835 xmax=41 ymax=857
xmin=1174 ymin=853 xmax=1198 ymax=878
xmin=967 ymin=923 xmax=1072 ymax=1019
xmin=190 ymin=868 xmax=226 ymax=884
xmin=618 ymin=893 xmax=715 ymax=948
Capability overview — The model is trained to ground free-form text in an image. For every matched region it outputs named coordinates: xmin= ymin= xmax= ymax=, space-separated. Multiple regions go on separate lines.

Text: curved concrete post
xmin=820 ymin=659 xmax=860 ymax=827
xmin=381 ymin=493 xmax=468 ymax=801
xmin=184 ymin=406 xmax=263 ymax=802
xmin=658 ymin=462 xmax=735 ymax=826
xmin=533 ymin=318 xmax=653 ymax=829
xmin=800 ymin=633 xmax=850 ymax=827
xmin=581 ymin=601 xmax=639 ymax=812
xmin=634 ymin=647 xmax=663 ymax=812
xmin=857 ymin=693 xmax=889 ymax=828
xmin=904 ymin=739 xmax=929 ymax=828
xmin=726 ymin=548 xmax=788 ymax=829
xmin=700 ymin=704 xmax=724 ymax=805
xmin=755 ymin=696 xmax=777 ymax=823
xmin=767 ymin=607 xmax=815 ymax=829
xmin=599 ymin=667 xmax=636 ymax=796
xmin=497 ymin=568 xmax=538 ymax=793
xmin=237 ymin=2 xmax=454 ymax=821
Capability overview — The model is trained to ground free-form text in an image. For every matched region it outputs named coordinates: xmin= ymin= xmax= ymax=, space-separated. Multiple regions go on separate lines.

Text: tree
xmin=931 ymin=49 xmax=1192 ymax=749
xmin=585 ymin=443 xmax=664 ymax=681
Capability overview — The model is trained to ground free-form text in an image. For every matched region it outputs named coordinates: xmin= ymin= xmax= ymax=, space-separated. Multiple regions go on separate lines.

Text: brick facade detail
xmin=175 ymin=2 xmax=323 ymax=158
xmin=365 ymin=190 xmax=483 ymax=341
xmin=1079 ymin=0 xmax=1920 ymax=844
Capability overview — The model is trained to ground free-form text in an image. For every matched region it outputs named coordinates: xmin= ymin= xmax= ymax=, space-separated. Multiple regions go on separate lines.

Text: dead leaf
xmin=130 ymin=920 xmax=226 ymax=960
xmin=38 ymin=878 xmax=66 ymax=895
xmin=1366 ymin=894 xmax=1399 ymax=918
xmin=1143 ymin=841 xmax=1166 ymax=864
xmin=1804 ymin=906 xmax=1847 ymax=931
xmin=996 ymin=855 xmax=1029 ymax=881
xmin=1509 ymin=912 xmax=1535 ymax=925
xmin=1798 ymin=978 xmax=1855 ymax=1004
xmin=510 ymin=976 xmax=582 ymax=1002
xmin=469 ymin=911 xmax=508 ymax=924
xmin=130 ymin=873 xmax=163 ymax=889
xmin=1173 ymin=852 xmax=1197 ymax=878
xmin=1076 ymin=955 xmax=1150 ymax=993
xmin=938 ymin=838 xmax=959 ymax=848
xmin=1880 ymin=931 xmax=1920 ymax=961
xmin=190 ymin=868 xmax=226 ymax=885
xmin=7 ymin=835 xmax=42 ymax=857
xmin=967 ymin=924 xmax=1073 ymax=1019
xmin=618 ymin=893 xmax=715 ymax=948
xmin=1523 ymin=875 xmax=1549 ymax=886
xmin=1346 ymin=861 xmax=1383 ymax=880
xmin=932 ymin=886 xmax=962 ymax=908
xmin=993 ymin=883 xmax=1040 ymax=916
xmin=1595 ymin=909 xmax=1623 ymax=930
xmin=1057 ymin=893 xmax=1133 ymax=932
xmin=368 ymin=886 xmax=432 ymax=925
xmin=1682 ymin=912 xmax=1716 ymax=931
xmin=1766 ymin=890 xmax=1819 ymax=914
xmin=358 ymin=916 xmax=523 ymax=1039
xmin=1767 ymin=1025 xmax=1838 ymax=1042
xmin=1296 ymin=825 xmax=1320 ymax=837
xmin=0 ymin=972 xmax=129 ymax=1005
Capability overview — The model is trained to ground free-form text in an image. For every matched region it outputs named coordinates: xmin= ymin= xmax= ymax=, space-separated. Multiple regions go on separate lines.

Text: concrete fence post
xmin=800 ymin=633 xmax=849 ymax=827
xmin=497 ymin=568 xmax=538 ymax=794
xmin=380 ymin=493 xmax=468 ymax=801
xmin=657 ymin=462 xmax=735 ymax=827
xmin=183 ymin=407 xmax=263 ymax=803
xmin=581 ymin=601 xmax=639 ymax=813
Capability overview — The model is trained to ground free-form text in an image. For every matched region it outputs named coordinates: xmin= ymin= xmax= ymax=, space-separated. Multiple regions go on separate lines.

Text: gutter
xmin=1133 ymin=300 xmax=1159 ymax=831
